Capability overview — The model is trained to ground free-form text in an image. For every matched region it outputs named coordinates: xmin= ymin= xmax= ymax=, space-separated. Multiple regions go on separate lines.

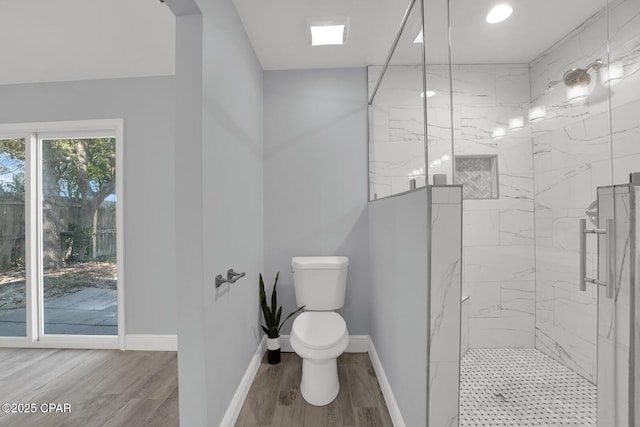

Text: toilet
xmin=290 ymin=256 xmax=349 ymax=406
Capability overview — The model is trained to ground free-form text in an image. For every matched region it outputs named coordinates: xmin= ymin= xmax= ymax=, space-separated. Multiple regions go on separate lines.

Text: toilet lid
xmin=292 ymin=312 xmax=347 ymax=350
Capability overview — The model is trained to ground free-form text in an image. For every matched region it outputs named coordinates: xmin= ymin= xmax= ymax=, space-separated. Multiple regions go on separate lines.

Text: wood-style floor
xmin=0 ymin=348 xmax=178 ymax=427
xmin=236 ymin=352 xmax=393 ymax=427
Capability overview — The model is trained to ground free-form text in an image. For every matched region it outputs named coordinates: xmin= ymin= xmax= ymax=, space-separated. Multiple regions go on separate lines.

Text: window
xmin=0 ymin=120 xmax=123 ymax=348
xmin=454 ymin=155 xmax=499 ymax=199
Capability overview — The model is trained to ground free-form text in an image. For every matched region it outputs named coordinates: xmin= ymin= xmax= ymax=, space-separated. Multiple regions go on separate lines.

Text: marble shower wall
xmin=530 ymin=0 xmax=640 ymax=383
xmin=367 ymin=186 xmax=462 ymax=427
xmin=369 ymin=64 xmax=536 ymax=349
xmin=368 ymin=65 xmax=422 ymax=200
xmin=429 ymin=186 xmax=463 ymax=427
xmin=452 ymin=64 xmax=536 ymax=350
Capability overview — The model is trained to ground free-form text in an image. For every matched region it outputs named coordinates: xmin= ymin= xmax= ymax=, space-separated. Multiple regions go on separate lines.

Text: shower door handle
xmin=579 ymin=218 xmax=614 ymax=299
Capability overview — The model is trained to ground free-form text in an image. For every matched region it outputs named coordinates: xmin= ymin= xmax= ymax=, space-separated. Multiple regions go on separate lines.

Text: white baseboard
xmin=368 ymin=337 xmax=406 ymax=427
xmin=279 ymin=334 xmax=370 ymax=353
xmin=221 ymin=334 xmax=405 ymax=427
xmin=124 ymin=334 xmax=177 ymax=351
xmin=219 ymin=336 xmax=266 ymax=427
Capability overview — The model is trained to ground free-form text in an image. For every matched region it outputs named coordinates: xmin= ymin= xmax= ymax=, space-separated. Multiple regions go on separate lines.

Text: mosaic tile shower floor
xmin=459 ymin=348 xmax=596 ymax=426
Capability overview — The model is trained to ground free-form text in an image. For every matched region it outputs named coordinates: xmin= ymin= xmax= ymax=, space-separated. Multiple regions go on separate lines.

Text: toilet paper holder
xmin=215 ymin=269 xmax=245 ymax=288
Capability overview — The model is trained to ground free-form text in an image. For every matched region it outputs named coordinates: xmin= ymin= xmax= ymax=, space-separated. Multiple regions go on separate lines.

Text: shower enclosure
xmin=368 ymin=0 xmax=640 ymax=425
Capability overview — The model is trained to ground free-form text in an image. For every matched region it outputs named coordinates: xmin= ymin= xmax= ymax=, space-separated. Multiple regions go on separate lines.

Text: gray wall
xmin=263 ymin=68 xmax=370 ymax=335
xmin=179 ymin=0 xmax=265 ymax=425
xmin=368 ymin=189 xmax=429 ymax=427
xmin=0 ymin=76 xmax=177 ymax=335
xmin=174 ymin=11 xmax=207 ymax=427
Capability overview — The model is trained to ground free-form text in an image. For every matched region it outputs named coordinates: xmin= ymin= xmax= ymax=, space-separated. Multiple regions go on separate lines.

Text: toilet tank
xmin=291 ymin=256 xmax=349 ymax=310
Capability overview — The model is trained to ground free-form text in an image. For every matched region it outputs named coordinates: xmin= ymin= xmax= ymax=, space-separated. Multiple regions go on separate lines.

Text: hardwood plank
xmin=344 ymin=354 xmax=378 ymax=408
xmin=336 ymin=358 xmax=355 ymax=425
xmin=302 ymin=402 xmax=326 ymax=427
xmin=235 ymin=354 xmax=285 ymax=426
xmin=0 ymin=348 xmax=178 ymax=427
xmin=355 ymin=408 xmax=385 ymax=427
xmin=237 ymin=352 xmax=392 ymax=427
xmin=143 ymin=386 xmax=179 ymax=427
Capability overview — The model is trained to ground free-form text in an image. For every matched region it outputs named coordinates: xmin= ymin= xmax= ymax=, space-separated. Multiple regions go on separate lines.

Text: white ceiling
xmin=0 ymin=0 xmax=175 ymax=85
xmin=0 ymin=0 xmax=609 ymax=85
xmin=233 ymin=0 xmax=607 ymax=70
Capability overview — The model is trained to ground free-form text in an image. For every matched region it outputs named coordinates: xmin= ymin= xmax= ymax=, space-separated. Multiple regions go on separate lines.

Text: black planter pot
xmin=266 ymin=337 xmax=281 ymax=365
xmin=267 ymin=348 xmax=281 ymax=365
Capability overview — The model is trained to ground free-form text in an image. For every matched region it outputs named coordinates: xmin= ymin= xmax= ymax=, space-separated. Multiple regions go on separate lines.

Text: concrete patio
xmin=0 ymin=287 xmax=117 ymax=336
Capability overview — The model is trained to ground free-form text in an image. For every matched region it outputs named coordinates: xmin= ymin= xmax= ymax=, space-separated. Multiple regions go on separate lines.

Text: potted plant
xmin=259 ymin=272 xmax=304 ymax=364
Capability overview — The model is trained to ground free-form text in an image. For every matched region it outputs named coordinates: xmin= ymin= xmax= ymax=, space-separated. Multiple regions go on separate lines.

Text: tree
xmin=43 ymin=138 xmax=116 ymax=267
xmin=0 ymin=137 xmax=115 ymax=269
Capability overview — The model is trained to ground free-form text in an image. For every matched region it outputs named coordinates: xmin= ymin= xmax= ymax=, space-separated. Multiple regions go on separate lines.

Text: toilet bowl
xmin=290 ymin=256 xmax=349 ymax=406
xmin=290 ymin=311 xmax=349 ymax=406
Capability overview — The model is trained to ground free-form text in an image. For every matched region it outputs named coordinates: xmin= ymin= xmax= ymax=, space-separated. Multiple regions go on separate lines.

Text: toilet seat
xmin=292 ymin=312 xmax=347 ymax=349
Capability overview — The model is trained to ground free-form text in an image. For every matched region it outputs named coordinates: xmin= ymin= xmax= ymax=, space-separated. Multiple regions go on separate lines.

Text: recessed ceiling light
xmin=486 ymin=4 xmax=513 ymax=24
xmin=310 ymin=25 xmax=345 ymax=46
xmin=420 ymin=90 xmax=436 ymax=98
xmin=414 ymin=29 xmax=423 ymax=44
xmin=307 ymin=17 xmax=349 ymax=46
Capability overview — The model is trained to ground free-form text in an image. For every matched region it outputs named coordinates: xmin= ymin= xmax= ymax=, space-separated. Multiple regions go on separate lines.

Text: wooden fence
xmin=0 ymin=193 xmax=116 ymax=270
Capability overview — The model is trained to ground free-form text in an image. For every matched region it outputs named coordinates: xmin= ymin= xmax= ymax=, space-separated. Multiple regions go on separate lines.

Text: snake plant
xmin=259 ymin=272 xmax=304 ymax=339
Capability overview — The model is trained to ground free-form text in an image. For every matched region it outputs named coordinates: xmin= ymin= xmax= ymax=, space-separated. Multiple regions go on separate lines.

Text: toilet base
xmin=299 ymin=357 xmax=340 ymax=406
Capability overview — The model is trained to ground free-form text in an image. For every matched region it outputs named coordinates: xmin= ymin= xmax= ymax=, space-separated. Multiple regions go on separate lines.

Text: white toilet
xmin=290 ymin=256 xmax=349 ymax=406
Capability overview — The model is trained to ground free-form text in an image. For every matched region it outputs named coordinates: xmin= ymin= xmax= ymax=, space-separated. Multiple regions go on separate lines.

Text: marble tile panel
xmin=499 ymin=174 xmax=534 ymax=205
xmin=535 ymin=323 xmax=596 ymax=382
xmin=389 ymin=107 xmax=424 ymax=142
xmin=552 ymin=285 xmax=598 ymax=344
xmin=550 ymin=208 xmax=591 ymax=252
xmin=464 ymin=281 xmax=535 ymax=320
xmin=613 ymin=153 xmax=640 ymax=185
xmin=534 ymin=164 xmax=593 ymax=210
xmin=533 ymin=131 xmax=553 ymax=174
xmin=464 ymin=210 xmax=500 ymax=247
xmin=499 ymin=209 xmax=535 ymax=245
xmin=468 ymin=316 xmax=534 ymax=348
xmin=495 ymin=65 xmax=531 ymax=105
xmin=451 ymin=65 xmax=497 ymax=105
xmin=461 ymin=298 xmax=470 ymax=357
xmin=429 ymin=361 xmax=460 ymax=427
xmin=550 ymin=115 xmax=611 ymax=171
xmin=459 ymin=104 xmax=516 ymax=141
xmin=464 ymin=282 xmax=502 ymax=319
xmin=465 ymin=246 xmax=535 ymax=283
xmin=497 ymin=136 xmax=534 ymax=176
xmin=430 ymin=202 xmax=462 ymax=363
xmin=597 ymin=337 xmax=630 ymax=426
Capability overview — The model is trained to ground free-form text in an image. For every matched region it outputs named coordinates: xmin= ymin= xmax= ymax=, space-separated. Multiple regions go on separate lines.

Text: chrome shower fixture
xmin=563 ymin=59 xmax=603 ymax=87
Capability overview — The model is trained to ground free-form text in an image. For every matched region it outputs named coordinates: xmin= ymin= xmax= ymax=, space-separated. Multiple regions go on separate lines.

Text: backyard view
xmin=0 ymin=137 xmax=118 ymax=337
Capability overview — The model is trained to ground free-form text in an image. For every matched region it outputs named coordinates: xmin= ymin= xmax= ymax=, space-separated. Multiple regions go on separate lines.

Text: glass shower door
xmin=595 ymin=185 xmax=635 ymax=426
